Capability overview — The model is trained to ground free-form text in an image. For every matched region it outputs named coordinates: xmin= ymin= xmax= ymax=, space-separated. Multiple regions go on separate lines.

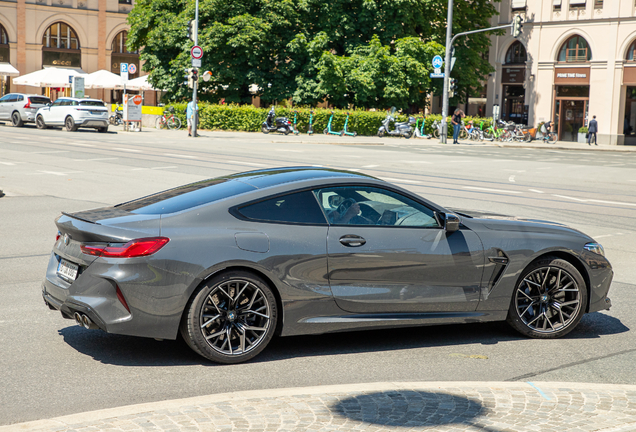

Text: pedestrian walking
xmin=451 ymin=109 xmax=464 ymax=144
xmin=587 ymin=115 xmax=598 ymax=145
xmin=187 ymin=97 xmax=199 ymax=137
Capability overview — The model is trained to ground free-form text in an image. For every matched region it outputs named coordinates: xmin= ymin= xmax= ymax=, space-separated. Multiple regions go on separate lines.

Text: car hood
xmin=449 ymin=208 xmax=591 ymax=239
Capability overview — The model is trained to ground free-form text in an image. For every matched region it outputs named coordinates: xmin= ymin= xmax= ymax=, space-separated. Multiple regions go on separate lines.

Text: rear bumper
xmin=77 ymin=118 xmax=108 ymax=128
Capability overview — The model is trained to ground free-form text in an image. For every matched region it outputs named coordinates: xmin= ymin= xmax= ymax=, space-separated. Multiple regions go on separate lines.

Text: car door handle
xmin=339 ymin=235 xmax=366 ymax=247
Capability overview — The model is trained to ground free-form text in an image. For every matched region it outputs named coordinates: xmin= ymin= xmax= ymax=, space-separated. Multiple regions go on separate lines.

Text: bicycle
xmin=540 ymin=124 xmax=557 ymax=144
xmin=155 ymin=106 xmax=182 ymax=130
xmin=431 ymin=119 xmax=443 ymax=138
xmin=483 ymin=120 xmax=507 ymax=141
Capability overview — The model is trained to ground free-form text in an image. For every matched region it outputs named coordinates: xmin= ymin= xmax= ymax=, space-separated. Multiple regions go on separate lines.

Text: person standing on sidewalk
xmin=451 ymin=109 xmax=464 ymax=144
xmin=588 ymin=115 xmax=598 ymax=145
xmin=187 ymin=97 xmax=199 ymax=137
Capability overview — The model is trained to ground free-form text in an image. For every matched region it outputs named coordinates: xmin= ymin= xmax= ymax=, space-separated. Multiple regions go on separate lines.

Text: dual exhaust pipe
xmin=74 ymin=312 xmax=98 ymax=330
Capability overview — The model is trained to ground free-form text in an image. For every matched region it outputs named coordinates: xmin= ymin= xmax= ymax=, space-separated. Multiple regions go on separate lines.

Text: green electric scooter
xmin=323 ymin=111 xmax=343 ymax=136
xmin=292 ymin=110 xmax=300 ymax=135
xmin=340 ymin=112 xmax=357 ymax=137
xmin=307 ymin=110 xmax=314 ymax=135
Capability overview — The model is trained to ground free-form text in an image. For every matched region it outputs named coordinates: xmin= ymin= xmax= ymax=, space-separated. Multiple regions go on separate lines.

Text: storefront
xmin=502 ymin=67 xmax=525 ymax=122
xmin=553 ymin=67 xmax=590 ymax=142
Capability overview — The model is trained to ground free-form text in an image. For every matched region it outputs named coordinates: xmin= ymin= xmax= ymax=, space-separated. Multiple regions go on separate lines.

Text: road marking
xmin=114 ymin=148 xmax=142 ymax=153
xmin=227 ymin=161 xmax=267 ymax=167
xmin=30 ymin=170 xmax=82 ymax=176
xmin=463 ymin=186 xmax=522 ymax=194
xmin=503 ymin=169 xmax=526 ymax=173
xmin=380 ymin=177 xmax=422 ymax=184
xmin=70 ymin=143 xmax=95 ymax=147
xmin=30 ymin=150 xmax=69 ymax=154
xmin=362 ymin=164 xmax=379 ymax=168
xmin=527 ymin=382 xmax=551 ymax=401
xmin=509 ymin=175 xmax=516 ymax=182
xmin=400 ymin=160 xmax=431 ymax=164
xmin=72 ymin=157 xmax=119 ymax=162
xmin=553 ymin=194 xmax=636 ymax=206
xmin=132 ymin=166 xmax=177 ymax=171
xmin=164 ymin=153 xmax=197 ymax=159
xmin=0 ymin=161 xmax=15 ymax=166
xmin=529 ymin=189 xmax=544 ymax=194
xmin=275 ymin=149 xmax=303 ymax=152
xmin=594 ymin=233 xmax=624 ymax=239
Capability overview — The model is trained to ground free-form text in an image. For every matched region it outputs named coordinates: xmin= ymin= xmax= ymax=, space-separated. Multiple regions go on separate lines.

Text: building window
xmin=511 ymin=0 xmax=527 ymax=11
xmin=569 ymin=0 xmax=586 ymax=10
xmin=553 ymin=0 xmax=562 ymax=11
xmin=505 ymin=41 xmax=527 ymax=65
xmin=119 ymin=0 xmax=132 ymax=4
xmin=0 ymin=24 xmax=7 ymax=45
xmin=626 ymin=40 xmax=636 ymax=61
xmin=594 ymin=0 xmax=603 ymax=8
xmin=111 ymin=30 xmax=139 ymax=79
xmin=111 ymin=30 xmax=137 ymax=54
xmin=42 ymin=22 xmax=81 ymax=68
xmin=558 ymin=36 xmax=591 ymax=63
xmin=0 ymin=24 xmax=9 ymax=64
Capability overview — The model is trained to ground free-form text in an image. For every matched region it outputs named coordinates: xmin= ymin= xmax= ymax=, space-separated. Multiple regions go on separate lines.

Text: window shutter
xmin=569 ymin=0 xmax=586 ymax=5
xmin=512 ymin=0 xmax=527 ymax=8
xmin=553 ymin=0 xmax=562 ymax=5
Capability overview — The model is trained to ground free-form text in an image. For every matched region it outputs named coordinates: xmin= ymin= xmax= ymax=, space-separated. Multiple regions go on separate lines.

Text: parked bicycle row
xmin=431 ymin=118 xmax=558 ymax=144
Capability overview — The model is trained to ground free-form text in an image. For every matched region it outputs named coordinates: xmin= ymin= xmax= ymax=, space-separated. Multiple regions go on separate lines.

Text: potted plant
xmin=578 ymin=126 xmax=588 ymax=143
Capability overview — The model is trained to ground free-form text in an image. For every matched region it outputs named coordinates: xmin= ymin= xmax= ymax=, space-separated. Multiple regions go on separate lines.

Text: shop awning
xmin=512 ymin=0 xmax=527 ymax=9
xmin=0 ymin=63 xmax=20 ymax=77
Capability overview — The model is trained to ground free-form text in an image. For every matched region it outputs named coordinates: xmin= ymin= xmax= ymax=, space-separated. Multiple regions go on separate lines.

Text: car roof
xmin=227 ymin=167 xmax=377 ymax=189
xmin=5 ymin=93 xmax=49 ymax=97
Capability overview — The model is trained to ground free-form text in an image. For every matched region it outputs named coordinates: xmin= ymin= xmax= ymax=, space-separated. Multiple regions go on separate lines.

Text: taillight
xmin=81 ymin=237 xmax=170 ymax=258
xmin=24 ymin=99 xmax=31 ymax=109
xmin=56 ymin=232 xmax=61 ymax=242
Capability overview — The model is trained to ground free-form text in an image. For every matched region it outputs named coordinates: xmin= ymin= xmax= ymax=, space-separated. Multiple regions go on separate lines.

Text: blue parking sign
xmin=120 ymin=63 xmax=128 ymax=73
xmin=432 ymin=55 xmax=443 ymax=69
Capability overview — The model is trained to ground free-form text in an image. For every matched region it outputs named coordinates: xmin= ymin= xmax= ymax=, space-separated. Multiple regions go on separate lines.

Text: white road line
xmin=31 ymin=151 xmax=69 ymax=154
xmin=509 ymin=175 xmax=516 ymax=182
xmin=463 ymin=186 xmax=522 ymax=194
xmin=114 ymin=148 xmax=142 ymax=153
xmin=164 ymin=153 xmax=197 ymax=159
xmin=594 ymin=233 xmax=624 ymax=239
xmin=503 ymin=169 xmax=526 ymax=173
xmin=362 ymin=165 xmax=379 ymax=168
xmin=227 ymin=161 xmax=267 ymax=167
xmin=151 ymin=166 xmax=177 ymax=170
xmin=30 ymin=170 xmax=82 ymax=176
xmin=0 ymin=161 xmax=15 ymax=166
xmin=70 ymin=143 xmax=95 ymax=147
xmin=380 ymin=177 xmax=421 ymax=184
xmin=553 ymin=194 xmax=636 ymax=206
xmin=275 ymin=149 xmax=303 ymax=152
xmin=529 ymin=189 xmax=544 ymax=194
xmin=399 ymin=160 xmax=431 ymax=164
xmin=72 ymin=157 xmax=119 ymax=162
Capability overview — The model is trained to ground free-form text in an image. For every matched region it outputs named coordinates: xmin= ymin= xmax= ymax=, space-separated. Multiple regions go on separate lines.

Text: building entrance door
xmin=553 ymin=86 xmax=589 ymax=142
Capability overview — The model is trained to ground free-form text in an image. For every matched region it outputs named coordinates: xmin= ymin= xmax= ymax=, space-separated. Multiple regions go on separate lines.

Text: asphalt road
xmin=1 ymin=124 xmax=635 ymax=425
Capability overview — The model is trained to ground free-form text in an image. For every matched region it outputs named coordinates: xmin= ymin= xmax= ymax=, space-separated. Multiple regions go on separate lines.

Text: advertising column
xmin=123 ymin=94 xmax=142 ymax=131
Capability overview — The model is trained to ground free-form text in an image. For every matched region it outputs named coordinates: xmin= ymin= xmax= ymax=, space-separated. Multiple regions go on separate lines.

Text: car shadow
xmin=58 ymin=311 xmax=627 ymax=367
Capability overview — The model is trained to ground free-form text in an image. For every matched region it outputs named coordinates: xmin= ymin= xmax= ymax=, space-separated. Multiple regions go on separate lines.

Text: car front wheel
xmin=507 ymin=256 xmax=587 ymax=339
xmin=180 ymin=270 xmax=278 ymax=364
xmin=36 ymin=115 xmax=47 ymax=129
xmin=65 ymin=116 xmax=78 ymax=132
xmin=11 ymin=111 xmax=24 ymax=127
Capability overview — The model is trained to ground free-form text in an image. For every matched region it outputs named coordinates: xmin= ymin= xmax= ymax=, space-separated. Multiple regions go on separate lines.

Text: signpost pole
xmin=191 ymin=0 xmax=199 ymax=138
xmin=441 ymin=0 xmax=453 ymax=144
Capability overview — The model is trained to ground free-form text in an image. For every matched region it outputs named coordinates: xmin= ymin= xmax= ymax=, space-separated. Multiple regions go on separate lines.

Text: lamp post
xmin=191 ymin=0 xmax=199 ymax=137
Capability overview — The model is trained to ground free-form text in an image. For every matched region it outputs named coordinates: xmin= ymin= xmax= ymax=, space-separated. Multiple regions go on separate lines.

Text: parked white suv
xmin=35 ymin=97 xmax=109 ymax=133
xmin=0 ymin=93 xmax=51 ymax=127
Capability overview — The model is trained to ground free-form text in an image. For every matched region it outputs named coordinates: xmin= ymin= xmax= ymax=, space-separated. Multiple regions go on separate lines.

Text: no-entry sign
xmin=191 ymin=45 xmax=203 ymax=59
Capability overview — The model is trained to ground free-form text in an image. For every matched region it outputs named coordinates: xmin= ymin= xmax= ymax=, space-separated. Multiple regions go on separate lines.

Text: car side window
xmin=312 ymin=186 xmax=439 ymax=228
xmin=0 ymin=95 xmax=11 ymax=103
xmin=237 ymin=190 xmax=327 ymax=225
xmin=16 ymin=95 xmax=23 ymax=102
xmin=51 ymin=99 xmax=63 ymax=107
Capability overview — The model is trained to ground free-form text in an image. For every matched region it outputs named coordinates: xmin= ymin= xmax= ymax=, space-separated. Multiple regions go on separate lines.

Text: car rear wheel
xmin=180 ymin=270 xmax=278 ymax=364
xmin=65 ymin=116 xmax=78 ymax=132
xmin=97 ymin=126 xmax=108 ymax=133
xmin=36 ymin=115 xmax=47 ymax=129
xmin=11 ymin=111 xmax=24 ymax=127
xmin=507 ymin=256 xmax=587 ymax=339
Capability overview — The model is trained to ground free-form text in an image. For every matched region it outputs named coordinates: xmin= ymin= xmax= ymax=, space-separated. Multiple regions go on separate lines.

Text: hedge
xmin=165 ymin=103 xmax=495 ymax=137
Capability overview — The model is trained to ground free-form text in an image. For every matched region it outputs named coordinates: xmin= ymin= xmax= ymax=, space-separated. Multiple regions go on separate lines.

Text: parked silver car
xmin=0 ymin=93 xmax=51 ymax=127
xmin=35 ymin=97 xmax=109 ymax=133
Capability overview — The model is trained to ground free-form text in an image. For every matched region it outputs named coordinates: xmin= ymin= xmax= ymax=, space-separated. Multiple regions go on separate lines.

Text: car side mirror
xmin=444 ymin=212 xmax=461 ymax=233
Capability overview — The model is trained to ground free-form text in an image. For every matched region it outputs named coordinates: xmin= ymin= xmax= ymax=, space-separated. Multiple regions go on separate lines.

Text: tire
xmin=168 ymin=116 xmax=181 ymax=130
xmin=507 ymin=256 xmax=587 ymax=339
xmin=261 ymin=124 xmax=269 ymax=134
xmin=403 ymin=131 xmax=411 ymax=139
xmin=377 ymin=129 xmax=385 ymax=137
xmin=36 ymin=115 xmax=47 ymax=129
xmin=339 ymin=131 xmax=344 ymax=136
xmin=547 ymin=132 xmax=557 ymax=144
xmin=432 ymin=129 xmax=439 ymax=138
xmin=11 ymin=111 xmax=24 ymax=127
xmin=65 ymin=116 xmax=78 ymax=132
xmin=284 ymin=128 xmax=290 ymax=135
xmin=353 ymin=132 xmax=357 ymax=137
xmin=525 ymin=133 xmax=532 ymax=142
xmin=459 ymin=129 xmax=468 ymax=139
xmin=155 ymin=117 xmax=164 ymax=129
xmin=323 ymin=128 xmax=328 ymax=135
xmin=97 ymin=126 xmax=108 ymax=133
xmin=109 ymin=115 xmax=116 ymax=126
xmin=180 ymin=270 xmax=278 ymax=364
xmin=483 ymin=130 xmax=493 ymax=141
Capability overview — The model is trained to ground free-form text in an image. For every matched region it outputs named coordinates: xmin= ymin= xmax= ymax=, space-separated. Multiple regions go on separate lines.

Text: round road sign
xmin=432 ymin=55 xmax=443 ymax=69
xmin=191 ymin=45 xmax=203 ymax=60
xmin=128 ymin=64 xmax=137 ymax=74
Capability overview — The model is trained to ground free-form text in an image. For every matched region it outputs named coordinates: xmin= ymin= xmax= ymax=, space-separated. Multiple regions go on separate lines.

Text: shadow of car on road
xmin=57 ymin=311 xmax=627 ymax=367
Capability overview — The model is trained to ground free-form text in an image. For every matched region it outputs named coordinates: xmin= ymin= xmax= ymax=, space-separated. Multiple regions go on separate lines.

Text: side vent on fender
xmin=486 ymin=250 xmax=509 ymax=293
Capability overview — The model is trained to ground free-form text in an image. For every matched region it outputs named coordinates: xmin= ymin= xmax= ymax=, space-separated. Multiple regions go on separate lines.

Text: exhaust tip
xmin=82 ymin=314 xmax=92 ymax=329
xmin=74 ymin=312 xmax=83 ymax=327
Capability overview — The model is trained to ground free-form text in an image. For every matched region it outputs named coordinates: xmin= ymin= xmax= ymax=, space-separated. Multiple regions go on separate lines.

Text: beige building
xmin=486 ymin=0 xmax=636 ymax=144
xmin=0 ymin=0 xmax=150 ymax=103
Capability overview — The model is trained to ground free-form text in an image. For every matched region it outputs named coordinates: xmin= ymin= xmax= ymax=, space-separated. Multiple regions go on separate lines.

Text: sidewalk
xmin=4 ymin=381 xmax=636 ymax=432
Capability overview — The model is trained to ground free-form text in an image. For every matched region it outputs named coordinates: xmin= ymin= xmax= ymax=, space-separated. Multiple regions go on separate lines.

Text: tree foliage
xmin=127 ymin=0 xmax=500 ymax=109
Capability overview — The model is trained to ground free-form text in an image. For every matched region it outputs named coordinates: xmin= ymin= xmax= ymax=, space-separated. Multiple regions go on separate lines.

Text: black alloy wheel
xmin=36 ymin=115 xmax=47 ymax=129
xmin=65 ymin=116 xmax=78 ymax=132
xmin=180 ymin=270 xmax=278 ymax=364
xmin=12 ymin=111 xmax=24 ymax=127
xmin=507 ymin=256 xmax=587 ymax=338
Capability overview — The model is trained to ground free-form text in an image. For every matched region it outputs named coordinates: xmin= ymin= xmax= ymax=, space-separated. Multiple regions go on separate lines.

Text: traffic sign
xmin=120 ymin=62 xmax=129 ymax=81
xmin=191 ymin=45 xmax=203 ymax=59
xmin=128 ymin=63 xmax=137 ymax=74
xmin=192 ymin=58 xmax=201 ymax=68
xmin=430 ymin=72 xmax=445 ymax=78
xmin=432 ymin=55 xmax=443 ymax=69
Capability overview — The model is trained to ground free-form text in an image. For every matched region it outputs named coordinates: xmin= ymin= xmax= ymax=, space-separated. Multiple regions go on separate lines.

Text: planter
xmin=577 ymin=132 xmax=587 ymax=143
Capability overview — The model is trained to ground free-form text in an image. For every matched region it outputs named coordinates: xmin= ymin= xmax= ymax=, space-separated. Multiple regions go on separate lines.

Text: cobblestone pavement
xmin=4 ymin=382 xmax=636 ymax=432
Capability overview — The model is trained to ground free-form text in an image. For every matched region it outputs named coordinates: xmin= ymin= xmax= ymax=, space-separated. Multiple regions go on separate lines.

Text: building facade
xmin=0 ymin=0 xmax=146 ymax=103
xmin=487 ymin=0 xmax=636 ymax=144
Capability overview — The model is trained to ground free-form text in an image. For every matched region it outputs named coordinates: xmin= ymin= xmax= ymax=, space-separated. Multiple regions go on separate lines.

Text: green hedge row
xmin=165 ymin=103 xmax=495 ymax=136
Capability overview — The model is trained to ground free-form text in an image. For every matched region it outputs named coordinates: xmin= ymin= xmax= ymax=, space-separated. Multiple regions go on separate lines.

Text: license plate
xmin=57 ymin=258 xmax=79 ymax=281
xmin=91 ymin=111 xmax=104 ymax=115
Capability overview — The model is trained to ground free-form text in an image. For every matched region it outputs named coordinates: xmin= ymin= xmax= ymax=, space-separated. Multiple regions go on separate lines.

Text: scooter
xmin=292 ymin=110 xmax=300 ymax=135
xmin=377 ymin=107 xmax=415 ymax=139
xmin=413 ymin=117 xmax=431 ymax=139
xmin=323 ymin=111 xmax=343 ymax=136
xmin=109 ymin=104 xmax=123 ymax=126
xmin=340 ymin=112 xmax=357 ymax=137
xmin=307 ymin=110 xmax=314 ymax=135
xmin=261 ymin=106 xmax=293 ymax=134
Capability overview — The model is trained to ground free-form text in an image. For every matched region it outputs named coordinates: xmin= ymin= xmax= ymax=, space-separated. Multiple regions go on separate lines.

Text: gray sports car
xmin=42 ymin=167 xmax=613 ymax=364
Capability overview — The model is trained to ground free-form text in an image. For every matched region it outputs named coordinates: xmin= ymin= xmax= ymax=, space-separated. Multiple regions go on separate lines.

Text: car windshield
xmin=79 ymin=100 xmax=105 ymax=107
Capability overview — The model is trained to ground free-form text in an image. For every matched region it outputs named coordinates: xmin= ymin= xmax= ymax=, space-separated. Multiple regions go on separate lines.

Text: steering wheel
xmin=336 ymin=198 xmax=357 ymax=217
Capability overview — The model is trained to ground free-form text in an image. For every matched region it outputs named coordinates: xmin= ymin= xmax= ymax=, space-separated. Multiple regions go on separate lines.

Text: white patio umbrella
xmin=84 ymin=69 xmax=126 ymax=90
xmin=12 ymin=67 xmax=86 ymax=88
xmin=125 ymin=75 xmax=163 ymax=91
xmin=0 ymin=63 xmax=20 ymax=77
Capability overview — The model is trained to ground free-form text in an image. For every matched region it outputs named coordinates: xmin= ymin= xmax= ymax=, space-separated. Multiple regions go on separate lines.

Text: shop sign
xmin=554 ymin=67 xmax=590 ymax=84
xmin=502 ymin=67 xmax=525 ymax=84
